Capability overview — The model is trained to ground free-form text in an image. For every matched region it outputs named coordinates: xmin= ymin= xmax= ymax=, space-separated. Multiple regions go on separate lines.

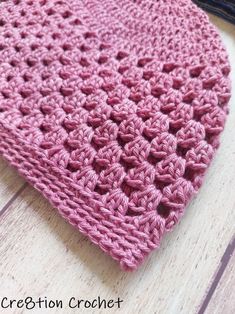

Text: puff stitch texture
xmin=0 ymin=0 xmax=231 ymax=270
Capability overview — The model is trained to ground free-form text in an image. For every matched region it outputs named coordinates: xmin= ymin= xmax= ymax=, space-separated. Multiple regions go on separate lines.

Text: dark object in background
xmin=193 ymin=0 xmax=235 ymax=24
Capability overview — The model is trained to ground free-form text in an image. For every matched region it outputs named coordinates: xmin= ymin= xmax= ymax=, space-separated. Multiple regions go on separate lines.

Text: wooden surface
xmin=0 ymin=14 xmax=235 ymax=314
xmin=205 ymin=237 xmax=235 ymax=314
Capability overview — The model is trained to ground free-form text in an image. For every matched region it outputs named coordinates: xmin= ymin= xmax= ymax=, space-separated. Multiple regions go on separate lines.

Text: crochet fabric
xmin=0 ymin=0 xmax=231 ymax=270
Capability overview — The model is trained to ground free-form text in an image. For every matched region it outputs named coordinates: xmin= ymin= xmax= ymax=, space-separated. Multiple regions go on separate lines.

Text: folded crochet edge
xmin=0 ymin=122 xmax=168 ymax=271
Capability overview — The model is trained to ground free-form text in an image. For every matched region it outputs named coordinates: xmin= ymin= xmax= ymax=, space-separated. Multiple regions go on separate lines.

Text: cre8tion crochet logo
xmin=0 ymin=296 xmax=124 ymax=310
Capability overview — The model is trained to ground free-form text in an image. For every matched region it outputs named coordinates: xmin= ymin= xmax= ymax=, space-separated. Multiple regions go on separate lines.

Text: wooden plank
xmin=0 ymin=156 xmax=26 ymax=214
xmin=0 ymin=13 xmax=235 ymax=314
xmin=205 ymin=242 xmax=235 ymax=314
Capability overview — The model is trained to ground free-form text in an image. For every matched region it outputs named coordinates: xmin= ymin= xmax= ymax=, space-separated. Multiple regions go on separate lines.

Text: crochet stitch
xmin=0 ymin=0 xmax=231 ymax=270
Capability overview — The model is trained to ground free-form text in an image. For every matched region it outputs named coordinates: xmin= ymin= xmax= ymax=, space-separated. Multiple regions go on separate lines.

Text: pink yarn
xmin=0 ymin=0 xmax=231 ymax=270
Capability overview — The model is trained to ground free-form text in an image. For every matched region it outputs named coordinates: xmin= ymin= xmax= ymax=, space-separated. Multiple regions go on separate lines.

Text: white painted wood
xmin=0 ymin=157 xmax=25 ymax=213
xmin=205 ymin=247 xmax=235 ymax=314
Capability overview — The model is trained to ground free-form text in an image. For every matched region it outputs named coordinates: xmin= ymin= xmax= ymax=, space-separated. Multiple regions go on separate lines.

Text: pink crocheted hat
xmin=0 ymin=0 xmax=231 ymax=270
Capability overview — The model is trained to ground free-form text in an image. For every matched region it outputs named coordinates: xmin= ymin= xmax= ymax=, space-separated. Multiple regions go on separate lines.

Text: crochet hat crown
xmin=0 ymin=0 xmax=231 ymax=270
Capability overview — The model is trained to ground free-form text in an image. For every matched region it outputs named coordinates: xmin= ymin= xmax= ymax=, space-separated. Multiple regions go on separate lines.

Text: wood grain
xmin=0 ymin=13 xmax=235 ymax=314
xmin=205 ymin=239 xmax=235 ymax=314
xmin=0 ymin=157 xmax=25 ymax=214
